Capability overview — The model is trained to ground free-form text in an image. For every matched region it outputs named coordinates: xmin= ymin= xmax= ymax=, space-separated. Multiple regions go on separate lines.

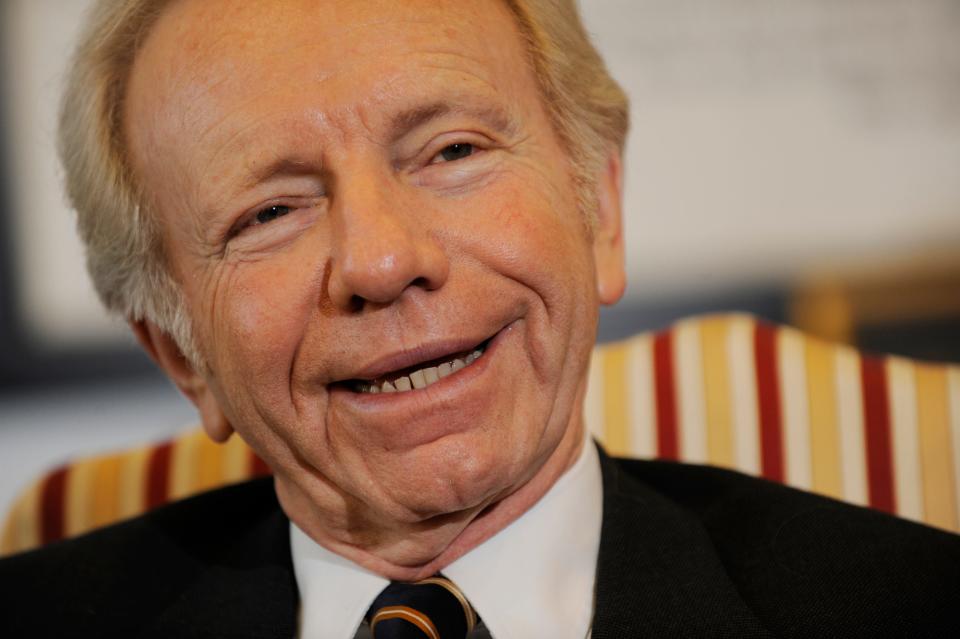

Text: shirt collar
xmin=291 ymin=434 xmax=603 ymax=639
xmin=291 ymin=524 xmax=388 ymax=639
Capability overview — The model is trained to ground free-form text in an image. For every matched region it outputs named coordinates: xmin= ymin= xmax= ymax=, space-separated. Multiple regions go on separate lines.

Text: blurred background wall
xmin=1 ymin=0 xmax=958 ymax=517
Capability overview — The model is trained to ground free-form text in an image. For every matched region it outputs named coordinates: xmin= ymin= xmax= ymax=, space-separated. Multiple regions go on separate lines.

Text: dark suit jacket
xmin=2 ymin=446 xmax=958 ymax=637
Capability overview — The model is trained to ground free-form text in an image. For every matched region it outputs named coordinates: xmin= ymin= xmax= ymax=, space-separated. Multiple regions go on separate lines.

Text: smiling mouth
xmin=346 ymin=339 xmax=491 ymax=394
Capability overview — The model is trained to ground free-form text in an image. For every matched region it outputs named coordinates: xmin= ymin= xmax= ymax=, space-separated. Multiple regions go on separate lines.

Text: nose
xmin=327 ymin=176 xmax=449 ymax=311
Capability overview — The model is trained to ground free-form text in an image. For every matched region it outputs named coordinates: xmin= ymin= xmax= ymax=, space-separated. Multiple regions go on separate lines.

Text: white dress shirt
xmin=291 ymin=435 xmax=603 ymax=639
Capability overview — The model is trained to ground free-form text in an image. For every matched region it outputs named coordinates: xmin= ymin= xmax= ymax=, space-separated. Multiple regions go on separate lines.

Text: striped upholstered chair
xmin=3 ymin=313 xmax=958 ymax=557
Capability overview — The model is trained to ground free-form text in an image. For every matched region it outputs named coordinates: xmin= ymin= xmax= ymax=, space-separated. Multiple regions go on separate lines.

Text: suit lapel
xmin=592 ymin=448 xmax=773 ymax=638
xmin=142 ymin=502 xmax=299 ymax=639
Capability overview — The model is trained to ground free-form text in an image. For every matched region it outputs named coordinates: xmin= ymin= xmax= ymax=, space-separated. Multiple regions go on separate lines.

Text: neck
xmin=278 ymin=419 xmax=587 ymax=582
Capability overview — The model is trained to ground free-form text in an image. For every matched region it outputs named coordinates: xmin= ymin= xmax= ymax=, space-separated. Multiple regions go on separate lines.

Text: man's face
xmin=126 ymin=0 xmax=623 ymax=570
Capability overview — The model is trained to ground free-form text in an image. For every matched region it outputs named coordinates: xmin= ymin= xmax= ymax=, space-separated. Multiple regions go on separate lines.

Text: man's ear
xmin=593 ymin=150 xmax=627 ymax=305
xmin=130 ymin=319 xmax=234 ymax=443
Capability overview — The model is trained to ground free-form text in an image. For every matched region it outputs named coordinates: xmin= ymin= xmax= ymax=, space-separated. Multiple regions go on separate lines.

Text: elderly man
xmin=2 ymin=0 xmax=959 ymax=637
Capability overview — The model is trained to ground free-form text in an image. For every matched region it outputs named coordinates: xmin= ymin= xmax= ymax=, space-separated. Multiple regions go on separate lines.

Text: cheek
xmin=207 ymin=259 xmax=317 ymax=391
xmin=455 ymin=176 xmax=597 ymax=388
xmin=476 ymin=178 xmax=596 ymax=304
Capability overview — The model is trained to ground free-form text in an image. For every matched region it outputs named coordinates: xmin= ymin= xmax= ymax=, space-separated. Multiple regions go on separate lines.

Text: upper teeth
xmin=358 ymin=347 xmax=485 ymax=394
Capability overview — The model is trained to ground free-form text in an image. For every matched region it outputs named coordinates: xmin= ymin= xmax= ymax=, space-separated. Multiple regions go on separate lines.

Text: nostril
xmin=410 ymin=276 xmax=431 ymax=290
xmin=347 ymin=295 xmax=364 ymax=313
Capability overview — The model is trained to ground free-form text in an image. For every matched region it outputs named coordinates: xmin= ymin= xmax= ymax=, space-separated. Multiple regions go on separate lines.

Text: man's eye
xmin=254 ymin=205 xmax=292 ymax=225
xmin=436 ymin=143 xmax=475 ymax=163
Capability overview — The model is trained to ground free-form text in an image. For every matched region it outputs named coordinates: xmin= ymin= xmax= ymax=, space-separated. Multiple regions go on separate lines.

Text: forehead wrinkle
xmin=187 ymin=68 xmax=334 ymax=152
xmin=372 ymin=49 xmax=527 ymax=138
xmin=158 ymin=34 xmax=351 ymax=154
xmin=201 ymin=111 xmax=331 ymax=190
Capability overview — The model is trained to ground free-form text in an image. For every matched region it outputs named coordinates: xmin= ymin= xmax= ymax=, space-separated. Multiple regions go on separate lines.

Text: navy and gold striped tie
xmin=367 ymin=576 xmax=477 ymax=639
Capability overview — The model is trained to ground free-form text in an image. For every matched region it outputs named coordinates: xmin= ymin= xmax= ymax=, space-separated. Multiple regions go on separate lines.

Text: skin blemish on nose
xmin=377 ymin=254 xmax=399 ymax=273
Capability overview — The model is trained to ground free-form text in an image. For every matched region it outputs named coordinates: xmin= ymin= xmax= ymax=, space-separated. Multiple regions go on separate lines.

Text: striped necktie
xmin=366 ymin=576 xmax=477 ymax=639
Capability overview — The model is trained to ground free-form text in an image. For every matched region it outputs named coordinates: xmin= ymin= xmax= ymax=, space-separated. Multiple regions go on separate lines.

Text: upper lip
xmin=335 ymin=332 xmax=497 ymax=383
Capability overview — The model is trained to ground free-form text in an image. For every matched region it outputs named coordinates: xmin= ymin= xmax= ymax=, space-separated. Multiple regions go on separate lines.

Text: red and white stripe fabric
xmin=586 ymin=313 xmax=960 ymax=533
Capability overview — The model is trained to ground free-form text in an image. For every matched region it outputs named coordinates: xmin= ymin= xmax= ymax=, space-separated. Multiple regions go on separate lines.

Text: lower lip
xmin=330 ymin=321 xmax=515 ymax=413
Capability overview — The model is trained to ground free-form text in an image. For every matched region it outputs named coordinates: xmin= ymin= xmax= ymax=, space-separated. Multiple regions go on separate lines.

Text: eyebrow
xmin=387 ymin=100 xmax=521 ymax=142
xmin=243 ymin=157 xmax=318 ymax=189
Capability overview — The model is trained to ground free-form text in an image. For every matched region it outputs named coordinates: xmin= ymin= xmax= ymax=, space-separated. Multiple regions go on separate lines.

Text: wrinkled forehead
xmin=123 ymin=0 xmax=537 ymax=164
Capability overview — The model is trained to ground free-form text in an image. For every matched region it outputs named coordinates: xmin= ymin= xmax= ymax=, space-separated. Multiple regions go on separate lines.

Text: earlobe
xmin=129 ymin=319 xmax=234 ymax=443
xmin=593 ymin=150 xmax=627 ymax=306
xmin=195 ymin=389 xmax=234 ymax=443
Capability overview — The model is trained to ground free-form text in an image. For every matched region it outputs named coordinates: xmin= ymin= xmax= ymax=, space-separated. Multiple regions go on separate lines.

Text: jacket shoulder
xmin=0 ymin=477 xmax=293 ymax=638
xmin=612 ymin=457 xmax=960 ymax=636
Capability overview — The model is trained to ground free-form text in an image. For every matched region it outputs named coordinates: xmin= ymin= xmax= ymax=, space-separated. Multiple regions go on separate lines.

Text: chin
xmin=390 ymin=441 xmax=519 ymax=519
